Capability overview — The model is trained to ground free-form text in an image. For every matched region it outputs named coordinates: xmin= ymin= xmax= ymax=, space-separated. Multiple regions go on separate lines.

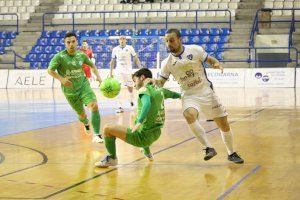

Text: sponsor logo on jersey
xmin=187 ymin=54 xmax=193 ymax=60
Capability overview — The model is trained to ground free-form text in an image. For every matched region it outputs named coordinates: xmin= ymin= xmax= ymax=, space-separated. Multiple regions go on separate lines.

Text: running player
xmin=47 ymin=32 xmax=103 ymax=143
xmin=110 ymin=35 xmax=142 ymax=113
xmin=95 ymin=68 xmax=181 ymax=168
xmin=148 ymin=29 xmax=244 ymax=164
xmin=80 ymin=39 xmax=95 ymax=80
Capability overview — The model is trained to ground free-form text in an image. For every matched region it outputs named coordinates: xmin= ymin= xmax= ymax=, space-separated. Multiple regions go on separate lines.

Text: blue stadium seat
xmin=25 ymin=54 xmax=37 ymax=62
xmin=148 ymin=29 xmax=158 ymax=36
xmin=41 ymin=62 xmax=48 ymax=69
xmin=210 ymin=28 xmax=221 ymax=36
xmin=54 ymin=45 xmax=63 ymax=53
xmin=99 ymin=30 xmax=110 ymax=37
xmin=215 ymin=52 xmax=222 ymax=60
xmin=44 ymin=46 xmax=53 ymax=54
xmin=219 ymin=35 xmax=229 ymax=43
xmin=80 ymin=30 xmax=90 ymax=37
xmin=32 ymin=46 xmax=43 ymax=54
xmin=209 ymin=36 xmax=220 ymax=44
xmin=200 ymin=28 xmax=210 ymax=36
xmin=109 ymin=29 xmax=120 ymax=36
xmin=42 ymin=31 xmax=51 ymax=38
xmin=0 ymin=47 xmax=5 ymax=54
xmin=119 ymin=29 xmax=133 ymax=36
xmin=189 ymin=36 xmax=200 ymax=44
xmin=200 ymin=36 xmax=210 ymax=44
xmin=159 ymin=29 xmax=167 ymax=36
xmin=190 ymin=29 xmax=201 ymax=36
xmin=89 ymin=30 xmax=100 ymax=37
xmin=181 ymin=29 xmax=190 ymax=36
xmin=30 ymin=62 xmax=40 ymax=69
xmin=8 ymin=31 xmax=17 ymax=39
xmin=221 ymin=28 xmax=230 ymax=35
xmin=37 ymin=38 xmax=48 ymax=46
xmin=0 ymin=32 xmax=6 ymax=39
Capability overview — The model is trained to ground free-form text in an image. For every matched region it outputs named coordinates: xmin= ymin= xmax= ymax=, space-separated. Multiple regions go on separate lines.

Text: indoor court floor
xmin=0 ymin=87 xmax=299 ymax=200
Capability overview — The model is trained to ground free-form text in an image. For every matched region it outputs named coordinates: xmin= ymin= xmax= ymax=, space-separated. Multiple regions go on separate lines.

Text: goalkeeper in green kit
xmin=48 ymin=32 xmax=103 ymax=143
xmin=95 ymin=68 xmax=181 ymax=168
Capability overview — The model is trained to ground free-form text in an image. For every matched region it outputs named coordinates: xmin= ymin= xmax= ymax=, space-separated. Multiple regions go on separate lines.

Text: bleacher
xmin=25 ymin=28 xmax=230 ymax=69
xmin=0 ymin=0 xmax=40 ymax=21
xmin=264 ymin=0 xmax=300 ymax=16
xmin=53 ymin=0 xmax=239 ymax=21
xmin=0 ymin=31 xmax=17 ymax=55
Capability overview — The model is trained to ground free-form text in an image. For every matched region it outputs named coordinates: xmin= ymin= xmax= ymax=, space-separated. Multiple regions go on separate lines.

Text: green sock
xmin=91 ymin=110 xmax=101 ymax=135
xmin=79 ymin=116 xmax=89 ymax=125
xmin=105 ymin=136 xmax=116 ymax=159
xmin=143 ymin=147 xmax=151 ymax=155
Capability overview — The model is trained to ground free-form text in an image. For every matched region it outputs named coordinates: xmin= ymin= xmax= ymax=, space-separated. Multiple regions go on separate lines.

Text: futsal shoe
xmin=228 ymin=152 xmax=244 ymax=164
xmin=116 ymin=107 xmax=124 ymax=113
xmin=95 ymin=155 xmax=118 ymax=168
xmin=92 ymin=134 xmax=104 ymax=143
xmin=204 ymin=147 xmax=217 ymax=161
xmin=84 ymin=124 xmax=90 ymax=134
xmin=141 ymin=149 xmax=154 ymax=161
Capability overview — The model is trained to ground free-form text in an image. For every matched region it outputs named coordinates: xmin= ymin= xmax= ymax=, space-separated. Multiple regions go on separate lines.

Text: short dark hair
xmin=132 ymin=68 xmax=152 ymax=79
xmin=82 ymin=39 xmax=88 ymax=43
xmin=64 ymin=32 xmax=77 ymax=40
xmin=166 ymin=28 xmax=181 ymax=38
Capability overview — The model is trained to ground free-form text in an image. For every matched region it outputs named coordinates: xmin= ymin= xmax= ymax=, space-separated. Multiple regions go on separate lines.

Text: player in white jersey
xmin=149 ymin=29 xmax=244 ymax=164
xmin=110 ymin=35 xmax=142 ymax=113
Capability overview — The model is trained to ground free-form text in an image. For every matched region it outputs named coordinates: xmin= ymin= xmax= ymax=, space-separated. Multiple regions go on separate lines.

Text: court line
xmin=0 ymin=108 xmax=265 ymax=199
xmin=0 ymin=142 xmax=48 ymax=178
xmin=42 ymin=108 xmax=265 ymax=199
xmin=216 ymin=165 xmax=262 ymax=200
xmin=0 ymin=152 xmax=5 ymax=164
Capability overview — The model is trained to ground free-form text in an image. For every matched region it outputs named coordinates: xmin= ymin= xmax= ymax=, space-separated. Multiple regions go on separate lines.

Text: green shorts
xmin=64 ymin=84 xmax=97 ymax=115
xmin=125 ymin=128 xmax=161 ymax=148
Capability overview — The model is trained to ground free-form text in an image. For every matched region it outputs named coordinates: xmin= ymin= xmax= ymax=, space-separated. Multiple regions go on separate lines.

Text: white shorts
xmin=182 ymin=88 xmax=228 ymax=120
xmin=115 ymin=73 xmax=133 ymax=87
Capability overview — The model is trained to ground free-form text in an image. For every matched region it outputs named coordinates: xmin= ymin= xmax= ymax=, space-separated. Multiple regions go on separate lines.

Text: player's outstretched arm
xmin=134 ymin=55 xmax=142 ymax=69
xmin=91 ymin=64 xmax=102 ymax=84
xmin=207 ymin=55 xmax=223 ymax=73
xmin=160 ymin=88 xmax=181 ymax=99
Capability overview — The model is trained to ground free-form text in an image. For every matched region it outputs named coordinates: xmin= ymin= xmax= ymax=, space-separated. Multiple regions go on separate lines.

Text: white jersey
xmin=160 ymin=45 xmax=211 ymax=95
xmin=111 ymin=45 xmax=136 ymax=74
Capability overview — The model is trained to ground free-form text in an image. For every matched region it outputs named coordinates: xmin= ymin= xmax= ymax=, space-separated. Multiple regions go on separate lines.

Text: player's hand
xmin=61 ymin=77 xmax=72 ymax=88
xmin=212 ymin=62 xmax=223 ymax=73
xmin=132 ymin=123 xmax=141 ymax=132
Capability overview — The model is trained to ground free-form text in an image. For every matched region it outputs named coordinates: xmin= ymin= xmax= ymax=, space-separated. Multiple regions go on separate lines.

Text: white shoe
xmin=92 ymin=134 xmax=103 ymax=143
xmin=95 ymin=155 xmax=118 ymax=168
xmin=141 ymin=149 xmax=154 ymax=161
xmin=116 ymin=107 xmax=124 ymax=113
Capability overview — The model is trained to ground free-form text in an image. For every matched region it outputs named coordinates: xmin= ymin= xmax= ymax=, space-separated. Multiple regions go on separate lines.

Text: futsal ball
xmin=99 ymin=77 xmax=121 ymax=98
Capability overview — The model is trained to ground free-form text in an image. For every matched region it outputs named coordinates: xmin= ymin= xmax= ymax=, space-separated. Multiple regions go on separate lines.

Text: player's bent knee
xmin=183 ymin=109 xmax=198 ymax=124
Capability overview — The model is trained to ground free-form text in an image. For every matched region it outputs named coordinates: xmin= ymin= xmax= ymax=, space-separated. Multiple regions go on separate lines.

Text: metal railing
xmin=0 ymin=13 xmax=19 ymax=33
xmin=249 ymin=8 xmax=300 ymax=48
xmin=42 ymin=9 xmax=232 ymax=32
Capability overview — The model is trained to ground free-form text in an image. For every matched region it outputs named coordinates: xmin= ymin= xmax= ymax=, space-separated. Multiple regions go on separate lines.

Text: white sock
xmin=221 ymin=129 xmax=234 ymax=155
xmin=188 ymin=121 xmax=212 ymax=148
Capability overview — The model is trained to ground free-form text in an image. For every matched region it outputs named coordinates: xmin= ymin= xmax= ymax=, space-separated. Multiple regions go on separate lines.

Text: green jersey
xmin=137 ymin=84 xmax=181 ymax=132
xmin=48 ymin=50 xmax=93 ymax=96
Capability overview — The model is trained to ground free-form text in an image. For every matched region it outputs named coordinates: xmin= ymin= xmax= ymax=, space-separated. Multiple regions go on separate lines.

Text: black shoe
xmin=228 ymin=152 xmax=244 ymax=164
xmin=206 ymin=119 xmax=214 ymax=122
xmin=204 ymin=147 xmax=217 ymax=161
xmin=130 ymin=101 xmax=134 ymax=107
xmin=83 ymin=124 xmax=90 ymax=134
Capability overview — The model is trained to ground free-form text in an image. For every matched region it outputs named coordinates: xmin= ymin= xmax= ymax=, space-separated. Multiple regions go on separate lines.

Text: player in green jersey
xmin=95 ymin=68 xmax=181 ymax=168
xmin=47 ymin=32 xmax=103 ymax=143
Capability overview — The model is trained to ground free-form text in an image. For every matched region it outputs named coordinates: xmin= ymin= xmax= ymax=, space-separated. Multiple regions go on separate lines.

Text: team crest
xmin=187 ymin=54 xmax=193 ymax=60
